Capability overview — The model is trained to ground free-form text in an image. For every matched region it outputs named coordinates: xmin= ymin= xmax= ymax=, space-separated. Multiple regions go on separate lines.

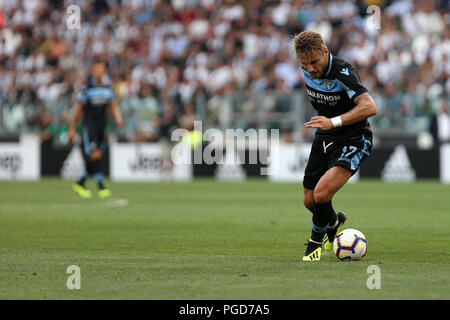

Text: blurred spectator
xmin=178 ymin=102 xmax=197 ymax=131
xmin=156 ymin=98 xmax=179 ymax=178
xmin=35 ymin=105 xmax=53 ymax=142
xmin=429 ymin=99 xmax=450 ymax=145
xmin=0 ymin=0 xmax=448 ymax=139
xmin=40 ymin=109 xmax=71 ymax=148
xmin=134 ymin=83 xmax=160 ymax=142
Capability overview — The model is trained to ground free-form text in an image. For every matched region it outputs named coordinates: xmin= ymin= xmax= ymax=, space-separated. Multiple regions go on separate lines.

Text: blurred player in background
xmin=69 ymin=59 xmax=123 ymax=198
xmin=156 ymin=98 xmax=179 ymax=180
xmin=293 ymin=31 xmax=377 ymax=261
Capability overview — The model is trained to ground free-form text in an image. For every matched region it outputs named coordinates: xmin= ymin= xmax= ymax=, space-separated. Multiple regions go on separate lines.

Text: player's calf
xmin=303 ymin=189 xmax=315 ymax=215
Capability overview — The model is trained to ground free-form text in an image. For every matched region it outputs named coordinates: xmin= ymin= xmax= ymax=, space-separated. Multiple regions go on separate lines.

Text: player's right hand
xmin=305 ymin=116 xmax=334 ymax=130
xmin=68 ymin=127 xmax=76 ymax=143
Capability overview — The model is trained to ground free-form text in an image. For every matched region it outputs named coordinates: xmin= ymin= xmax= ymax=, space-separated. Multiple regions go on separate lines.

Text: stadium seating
xmin=0 ymin=0 xmax=448 ymax=143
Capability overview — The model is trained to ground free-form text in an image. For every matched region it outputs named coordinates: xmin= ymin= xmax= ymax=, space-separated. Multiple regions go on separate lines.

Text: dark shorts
xmin=302 ymin=134 xmax=372 ymax=190
xmin=81 ymin=124 xmax=106 ymax=157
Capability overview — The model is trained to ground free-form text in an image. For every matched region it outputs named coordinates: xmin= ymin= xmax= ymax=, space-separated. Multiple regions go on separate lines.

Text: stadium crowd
xmin=0 ymin=0 xmax=449 ymax=145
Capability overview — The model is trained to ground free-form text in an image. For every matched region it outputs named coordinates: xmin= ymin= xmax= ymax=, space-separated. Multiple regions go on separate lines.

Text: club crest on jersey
xmin=323 ymin=80 xmax=333 ymax=90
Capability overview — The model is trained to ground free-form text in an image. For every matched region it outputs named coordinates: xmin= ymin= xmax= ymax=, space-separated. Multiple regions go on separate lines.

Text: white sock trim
xmin=309 ymin=238 xmax=323 ymax=245
xmin=328 ymin=218 xmax=339 ymax=229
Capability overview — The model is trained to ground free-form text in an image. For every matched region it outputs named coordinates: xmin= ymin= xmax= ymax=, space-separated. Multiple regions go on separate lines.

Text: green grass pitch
xmin=0 ymin=178 xmax=449 ymax=299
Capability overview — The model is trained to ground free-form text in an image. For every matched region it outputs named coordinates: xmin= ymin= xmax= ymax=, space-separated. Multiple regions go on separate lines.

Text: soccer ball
xmin=333 ymin=229 xmax=368 ymax=261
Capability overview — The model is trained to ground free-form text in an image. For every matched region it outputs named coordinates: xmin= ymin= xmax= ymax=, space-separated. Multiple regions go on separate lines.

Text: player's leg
xmin=90 ymin=149 xmax=103 ymax=185
xmin=316 ymin=167 xmax=350 ymax=251
xmin=303 ymin=188 xmax=315 ymax=214
xmin=313 ymin=165 xmax=351 ymax=221
xmin=321 ymin=135 xmax=373 ymax=250
xmin=77 ymin=133 xmax=93 ymax=188
xmin=313 ymin=166 xmax=351 ymax=203
xmin=72 ymin=175 xmax=92 ymax=198
xmin=76 ymin=170 xmax=90 ymax=188
xmin=91 ymin=128 xmax=111 ymax=198
xmin=302 ymin=140 xmax=327 ymax=261
xmin=304 ymin=186 xmax=345 ymax=249
xmin=302 ymin=139 xmax=327 ymax=213
xmin=72 ymin=127 xmax=94 ymax=198
xmin=91 ymin=141 xmax=111 ymax=198
xmin=303 ymin=166 xmax=351 ymax=260
xmin=306 ymin=167 xmax=350 ymax=243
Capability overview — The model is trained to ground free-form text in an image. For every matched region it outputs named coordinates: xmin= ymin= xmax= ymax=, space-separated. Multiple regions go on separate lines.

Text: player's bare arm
xmin=305 ymin=92 xmax=377 ymax=130
xmin=68 ymin=101 xmax=84 ymax=142
xmin=109 ymin=99 xmax=123 ymax=128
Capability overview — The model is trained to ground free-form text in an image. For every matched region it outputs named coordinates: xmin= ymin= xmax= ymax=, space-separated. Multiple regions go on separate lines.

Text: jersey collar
xmin=300 ymin=52 xmax=333 ymax=79
xmin=324 ymin=53 xmax=333 ymax=78
xmin=88 ymin=75 xmax=97 ymax=87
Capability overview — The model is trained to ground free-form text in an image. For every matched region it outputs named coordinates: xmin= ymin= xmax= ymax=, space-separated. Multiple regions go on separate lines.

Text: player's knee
xmin=313 ymin=185 xmax=333 ymax=203
xmin=90 ymin=149 xmax=102 ymax=160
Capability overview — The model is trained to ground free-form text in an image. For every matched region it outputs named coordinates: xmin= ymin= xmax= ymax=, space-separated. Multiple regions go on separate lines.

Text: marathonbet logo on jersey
xmin=306 ymin=88 xmax=341 ymax=105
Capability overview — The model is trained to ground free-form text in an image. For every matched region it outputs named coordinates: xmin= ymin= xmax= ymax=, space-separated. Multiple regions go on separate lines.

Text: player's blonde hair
xmin=292 ymin=30 xmax=327 ymax=59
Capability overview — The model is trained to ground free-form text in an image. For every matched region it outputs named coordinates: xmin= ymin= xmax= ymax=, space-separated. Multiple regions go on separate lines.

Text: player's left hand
xmin=305 ymin=116 xmax=334 ymax=130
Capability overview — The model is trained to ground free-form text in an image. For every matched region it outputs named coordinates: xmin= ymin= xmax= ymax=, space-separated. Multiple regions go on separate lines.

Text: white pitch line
xmin=107 ymin=198 xmax=129 ymax=207
xmin=0 ymin=198 xmax=131 ymax=209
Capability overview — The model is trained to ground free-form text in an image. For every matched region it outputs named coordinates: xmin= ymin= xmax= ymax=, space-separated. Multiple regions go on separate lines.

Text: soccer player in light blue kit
xmin=293 ymin=31 xmax=377 ymax=261
xmin=69 ymin=59 xmax=123 ymax=198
